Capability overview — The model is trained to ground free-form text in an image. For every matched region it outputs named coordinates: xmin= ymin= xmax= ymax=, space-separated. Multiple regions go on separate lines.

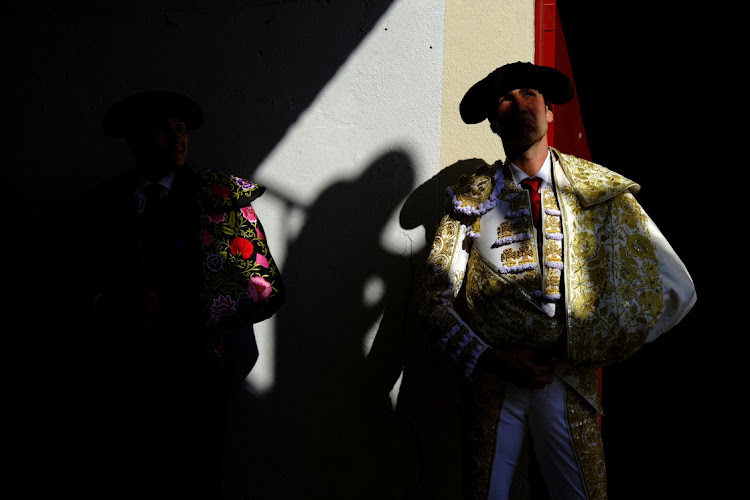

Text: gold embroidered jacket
xmin=417 ymin=148 xmax=696 ymax=413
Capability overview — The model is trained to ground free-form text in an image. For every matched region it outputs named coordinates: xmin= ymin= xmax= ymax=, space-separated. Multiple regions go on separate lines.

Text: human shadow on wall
xmin=364 ymin=158 xmax=490 ymax=500
xmin=226 ymin=151 xmax=423 ymax=499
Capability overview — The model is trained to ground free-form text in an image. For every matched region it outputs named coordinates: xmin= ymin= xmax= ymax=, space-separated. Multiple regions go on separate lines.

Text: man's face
xmin=128 ymin=118 xmax=189 ymax=178
xmin=492 ymin=88 xmax=553 ymax=149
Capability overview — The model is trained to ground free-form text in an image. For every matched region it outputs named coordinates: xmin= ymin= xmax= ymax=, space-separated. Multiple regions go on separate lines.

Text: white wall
xmin=250 ymin=0 xmax=445 ymax=395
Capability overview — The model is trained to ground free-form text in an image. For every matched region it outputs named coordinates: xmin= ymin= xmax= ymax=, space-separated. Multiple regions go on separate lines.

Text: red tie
xmin=521 ymin=177 xmax=542 ymax=227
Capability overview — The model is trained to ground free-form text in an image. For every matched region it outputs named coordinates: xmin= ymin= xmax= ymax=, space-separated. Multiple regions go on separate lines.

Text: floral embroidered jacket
xmin=417 ymin=148 xmax=696 ymax=413
xmin=80 ymin=164 xmax=285 ymax=362
xmin=193 ymin=166 xmax=286 ymax=329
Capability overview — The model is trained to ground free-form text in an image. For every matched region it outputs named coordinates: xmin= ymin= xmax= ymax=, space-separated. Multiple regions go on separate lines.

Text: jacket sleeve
xmin=416 ymin=211 xmax=489 ymax=378
xmin=196 ymin=167 xmax=286 ymax=328
xmin=644 ymin=214 xmax=697 ymax=343
xmin=241 ymin=204 xmax=286 ymax=324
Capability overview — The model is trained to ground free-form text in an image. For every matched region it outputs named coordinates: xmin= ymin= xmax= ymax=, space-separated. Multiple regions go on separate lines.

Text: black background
xmin=559 ymin=1 xmax=731 ymax=498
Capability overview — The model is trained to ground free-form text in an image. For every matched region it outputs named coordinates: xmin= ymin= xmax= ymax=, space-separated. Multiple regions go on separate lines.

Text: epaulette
xmin=190 ymin=166 xmax=265 ymax=213
xmin=447 ymin=162 xmax=502 ymax=217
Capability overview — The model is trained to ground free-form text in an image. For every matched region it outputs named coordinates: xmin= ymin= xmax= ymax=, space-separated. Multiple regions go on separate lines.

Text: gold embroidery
xmin=500 ymin=241 xmax=535 ymax=267
xmin=541 ymin=189 xmax=558 ymax=211
xmin=480 ymin=165 xmax=565 ymax=304
xmin=469 ymin=218 xmax=481 ymax=235
xmin=542 ymin=191 xmax=562 ymax=235
xmin=543 ymin=268 xmax=561 ymax=297
xmin=464 ymin=248 xmax=563 ymax=351
xmin=516 ymin=271 xmax=539 ymax=291
xmin=556 ymin=152 xmax=639 ymax=206
xmin=544 ymin=239 xmax=563 ymax=263
xmin=496 ymin=218 xmax=531 ymax=240
xmin=507 ymin=190 xmax=528 ymax=214
xmin=566 ymin=382 xmax=607 ymax=500
xmin=555 ymin=148 xmax=663 ymax=368
xmin=454 ymin=173 xmax=494 ymax=207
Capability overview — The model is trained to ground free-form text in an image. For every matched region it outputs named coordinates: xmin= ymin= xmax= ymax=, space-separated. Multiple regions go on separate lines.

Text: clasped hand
xmin=480 ymin=347 xmax=558 ymax=388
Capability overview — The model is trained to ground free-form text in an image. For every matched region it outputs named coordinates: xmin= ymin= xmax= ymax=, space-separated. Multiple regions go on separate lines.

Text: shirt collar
xmin=509 ymin=149 xmax=552 ymax=188
xmin=137 ymin=168 xmax=178 ymax=192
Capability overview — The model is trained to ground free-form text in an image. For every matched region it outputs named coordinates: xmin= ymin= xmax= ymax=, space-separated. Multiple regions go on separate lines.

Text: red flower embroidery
xmin=210 ymin=183 xmax=232 ymax=199
xmin=230 ymin=237 xmax=254 ymax=259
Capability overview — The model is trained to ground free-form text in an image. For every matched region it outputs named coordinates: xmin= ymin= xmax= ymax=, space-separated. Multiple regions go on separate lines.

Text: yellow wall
xmin=441 ymin=0 xmax=535 ymax=169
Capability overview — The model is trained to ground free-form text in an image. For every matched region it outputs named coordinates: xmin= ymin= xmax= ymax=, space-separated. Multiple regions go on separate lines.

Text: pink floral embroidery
xmin=255 ymin=253 xmax=269 ymax=268
xmin=208 ymin=213 xmax=226 ymax=224
xmin=240 ymin=205 xmax=257 ymax=223
xmin=256 ymin=228 xmax=265 ymax=240
xmin=248 ymin=276 xmax=273 ymax=301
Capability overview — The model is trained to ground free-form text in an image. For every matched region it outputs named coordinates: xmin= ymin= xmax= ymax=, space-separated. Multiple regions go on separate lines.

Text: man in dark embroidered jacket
xmin=68 ymin=91 xmax=285 ymax=498
xmin=417 ymin=62 xmax=696 ymax=500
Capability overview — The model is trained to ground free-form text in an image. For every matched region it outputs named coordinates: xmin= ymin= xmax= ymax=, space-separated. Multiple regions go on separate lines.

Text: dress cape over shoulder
xmin=446 ymin=148 xmax=641 ymax=215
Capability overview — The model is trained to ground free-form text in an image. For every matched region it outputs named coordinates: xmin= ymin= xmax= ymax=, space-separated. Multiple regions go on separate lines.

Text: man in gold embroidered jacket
xmin=416 ymin=62 xmax=696 ymax=500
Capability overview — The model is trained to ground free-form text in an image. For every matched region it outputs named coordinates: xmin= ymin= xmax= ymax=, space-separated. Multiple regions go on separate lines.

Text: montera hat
xmin=103 ymin=90 xmax=204 ymax=137
xmin=459 ymin=61 xmax=574 ymax=124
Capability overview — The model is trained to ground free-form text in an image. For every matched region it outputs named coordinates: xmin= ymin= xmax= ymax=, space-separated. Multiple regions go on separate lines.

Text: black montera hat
xmin=103 ymin=90 xmax=204 ymax=137
xmin=459 ymin=61 xmax=574 ymax=124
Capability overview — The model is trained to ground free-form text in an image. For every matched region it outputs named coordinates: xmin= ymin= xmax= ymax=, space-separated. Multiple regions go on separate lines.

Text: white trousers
xmin=488 ymin=377 xmax=588 ymax=500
